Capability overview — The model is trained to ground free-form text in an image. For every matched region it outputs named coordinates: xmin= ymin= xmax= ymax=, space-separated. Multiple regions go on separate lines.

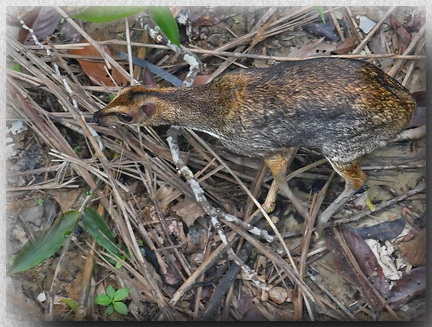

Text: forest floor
xmin=5 ymin=6 xmax=426 ymax=322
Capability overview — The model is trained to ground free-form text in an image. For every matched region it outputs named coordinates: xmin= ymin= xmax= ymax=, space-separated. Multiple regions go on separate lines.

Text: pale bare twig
xmin=166 ymin=126 xmax=270 ymax=291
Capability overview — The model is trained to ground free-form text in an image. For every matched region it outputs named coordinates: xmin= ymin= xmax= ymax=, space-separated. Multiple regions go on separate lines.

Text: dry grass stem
xmin=7 ymin=6 xmax=425 ymax=321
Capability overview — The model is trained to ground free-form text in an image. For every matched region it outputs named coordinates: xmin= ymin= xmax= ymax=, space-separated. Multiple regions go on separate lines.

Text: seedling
xmin=95 ymin=285 xmax=130 ymax=315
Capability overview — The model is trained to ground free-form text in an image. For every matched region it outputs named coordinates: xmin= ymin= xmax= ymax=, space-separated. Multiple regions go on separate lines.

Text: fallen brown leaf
xmin=193 ymin=75 xmax=212 ymax=86
xmin=69 ymin=45 xmax=128 ymax=87
xmin=333 ymin=36 xmax=359 ymax=55
xmin=171 ymin=197 xmax=205 ymax=226
xmin=388 ymin=266 xmax=426 ymax=309
xmin=397 ymin=229 xmax=426 ymax=266
xmin=325 ymin=227 xmax=389 ymax=310
xmin=288 ymin=38 xmax=338 ymax=58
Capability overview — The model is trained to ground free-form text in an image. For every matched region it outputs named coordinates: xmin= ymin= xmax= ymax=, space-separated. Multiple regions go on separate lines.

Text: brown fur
xmin=93 ymin=57 xmax=415 ymax=189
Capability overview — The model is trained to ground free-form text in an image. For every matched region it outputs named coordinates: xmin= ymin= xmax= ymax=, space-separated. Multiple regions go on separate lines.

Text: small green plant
xmin=95 ymin=285 xmax=130 ymax=315
xmin=9 ymin=210 xmax=81 ymax=274
xmin=8 ymin=208 xmax=125 ymax=275
xmin=73 ymin=145 xmax=82 ymax=153
xmin=60 ymin=298 xmax=78 ymax=316
xmin=315 ymin=6 xmax=326 ymax=24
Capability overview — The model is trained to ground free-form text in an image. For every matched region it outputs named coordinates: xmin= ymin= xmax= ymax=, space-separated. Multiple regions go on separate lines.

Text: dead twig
xmin=167 ymin=126 xmax=269 ymax=291
xmin=387 ymin=25 xmax=426 ymax=77
xmin=31 ymin=40 xmax=426 ymax=61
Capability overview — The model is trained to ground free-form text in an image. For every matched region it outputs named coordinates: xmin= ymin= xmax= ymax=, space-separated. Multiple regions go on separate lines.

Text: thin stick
xmin=402 ymin=37 xmax=425 ymax=87
xmin=387 ymin=25 xmax=426 ymax=77
xmin=333 ymin=181 xmax=425 ymax=225
xmin=54 ymin=6 xmax=131 ymax=82
xmin=40 ymin=40 xmax=426 ymax=62
xmin=124 ymin=17 xmax=135 ymax=85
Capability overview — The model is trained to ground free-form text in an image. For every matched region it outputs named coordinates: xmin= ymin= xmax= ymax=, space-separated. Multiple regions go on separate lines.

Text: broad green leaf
xmin=9 ymin=211 xmax=81 ymax=274
xmin=113 ymin=301 xmax=129 ymax=315
xmin=148 ymin=7 xmax=180 ymax=47
xmin=82 ymin=208 xmax=121 ymax=257
xmin=60 ymin=298 xmax=78 ymax=315
xmin=95 ymin=294 xmax=112 ymax=306
xmin=113 ymin=288 xmax=130 ymax=302
xmin=106 ymin=304 xmax=115 ymax=315
xmin=73 ymin=6 xmax=146 ymax=23
xmin=105 ymin=285 xmax=116 ymax=299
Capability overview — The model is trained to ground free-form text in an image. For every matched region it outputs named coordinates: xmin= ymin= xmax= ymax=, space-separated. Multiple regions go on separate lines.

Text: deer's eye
xmin=116 ymin=113 xmax=133 ymax=123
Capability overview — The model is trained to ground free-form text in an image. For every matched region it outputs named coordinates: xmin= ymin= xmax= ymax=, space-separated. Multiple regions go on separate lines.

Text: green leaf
xmin=106 ymin=304 xmax=115 ymax=315
xmin=73 ymin=6 xmax=146 ymax=23
xmin=114 ymin=259 xmax=124 ymax=269
xmin=105 ymin=285 xmax=116 ymax=299
xmin=113 ymin=288 xmax=130 ymax=302
xmin=60 ymin=298 xmax=78 ymax=315
xmin=82 ymin=208 xmax=121 ymax=257
xmin=315 ymin=6 xmax=326 ymax=24
xmin=148 ymin=7 xmax=180 ymax=47
xmin=95 ymin=294 xmax=112 ymax=306
xmin=10 ymin=63 xmax=22 ymax=72
xmin=113 ymin=301 xmax=129 ymax=315
xmin=9 ymin=211 xmax=81 ymax=274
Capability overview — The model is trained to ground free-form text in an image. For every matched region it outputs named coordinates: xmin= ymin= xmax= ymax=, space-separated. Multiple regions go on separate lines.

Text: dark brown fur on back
xmin=94 ymin=58 xmax=415 ymax=164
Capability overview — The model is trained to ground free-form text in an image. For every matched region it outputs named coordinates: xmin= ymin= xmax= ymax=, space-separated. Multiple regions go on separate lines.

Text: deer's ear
xmin=140 ymin=103 xmax=157 ymax=118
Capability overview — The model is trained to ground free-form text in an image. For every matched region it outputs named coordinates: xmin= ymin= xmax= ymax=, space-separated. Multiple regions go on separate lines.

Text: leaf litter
xmin=5 ymin=6 xmax=426 ymax=321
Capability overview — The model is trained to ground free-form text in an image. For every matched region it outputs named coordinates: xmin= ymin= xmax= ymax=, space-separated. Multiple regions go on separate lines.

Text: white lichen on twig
xmin=142 ymin=24 xmax=201 ymax=87
xmin=166 ymin=126 xmax=270 ymax=291
xmin=20 ymin=19 xmax=103 ymax=150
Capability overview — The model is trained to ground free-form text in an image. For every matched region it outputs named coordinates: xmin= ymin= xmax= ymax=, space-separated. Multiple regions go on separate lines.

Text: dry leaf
xmin=288 ymin=38 xmax=337 ymax=58
xmin=366 ymin=239 xmax=400 ymax=282
xmin=268 ymin=286 xmax=288 ymax=304
xmin=390 ymin=15 xmax=413 ymax=54
xmin=18 ymin=7 xmax=62 ymax=44
xmin=395 ymin=26 xmax=412 ymax=53
xmin=333 ymin=36 xmax=359 ymax=55
xmin=53 ymin=189 xmax=82 ymax=213
xmin=388 ymin=266 xmax=426 ymax=309
xmin=405 ymin=12 xmax=425 ymax=33
xmin=325 ymin=227 xmax=389 ymax=309
xmin=193 ymin=75 xmax=212 ymax=86
xmin=142 ymin=67 xmax=159 ymax=88
xmin=237 ymin=296 xmax=266 ymax=321
xmin=69 ymin=45 xmax=128 ymax=87
xmin=171 ymin=197 xmax=205 ymax=226
xmin=187 ymin=8 xmax=228 ymax=27
xmin=252 ymin=61 xmax=270 ymax=69
xmin=397 ymin=229 xmax=426 ymax=266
